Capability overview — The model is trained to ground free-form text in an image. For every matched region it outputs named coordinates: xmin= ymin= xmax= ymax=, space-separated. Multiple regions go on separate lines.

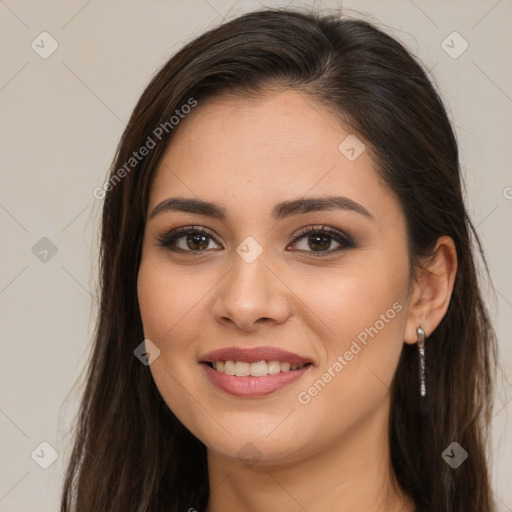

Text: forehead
xmin=148 ymin=90 xmax=398 ymax=225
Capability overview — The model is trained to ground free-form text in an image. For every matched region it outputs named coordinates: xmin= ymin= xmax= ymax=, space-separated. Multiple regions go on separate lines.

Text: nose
xmin=212 ymin=253 xmax=291 ymax=333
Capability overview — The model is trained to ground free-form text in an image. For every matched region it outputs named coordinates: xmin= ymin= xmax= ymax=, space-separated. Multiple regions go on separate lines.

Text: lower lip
xmin=201 ymin=363 xmax=312 ymax=397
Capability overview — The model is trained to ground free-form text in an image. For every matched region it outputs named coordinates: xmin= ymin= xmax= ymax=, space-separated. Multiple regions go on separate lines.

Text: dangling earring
xmin=416 ymin=326 xmax=427 ymax=397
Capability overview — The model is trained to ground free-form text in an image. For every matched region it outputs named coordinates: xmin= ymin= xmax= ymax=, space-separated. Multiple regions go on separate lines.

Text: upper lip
xmin=199 ymin=346 xmax=313 ymax=366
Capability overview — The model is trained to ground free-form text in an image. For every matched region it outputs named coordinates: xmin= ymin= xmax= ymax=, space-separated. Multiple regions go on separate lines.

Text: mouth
xmin=201 ymin=361 xmax=312 ymax=397
xmin=198 ymin=346 xmax=314 ymax=397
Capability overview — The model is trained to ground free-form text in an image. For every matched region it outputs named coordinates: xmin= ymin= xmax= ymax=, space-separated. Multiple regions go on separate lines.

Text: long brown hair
xmin=60 ymin=7 xmax=498 ymax=511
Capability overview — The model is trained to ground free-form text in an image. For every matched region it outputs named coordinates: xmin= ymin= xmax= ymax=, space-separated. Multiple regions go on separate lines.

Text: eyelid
xmin=288 ymin=224 xmax=353 ymax=246
xmin=155 ymin=225 xmax=221 ymax=249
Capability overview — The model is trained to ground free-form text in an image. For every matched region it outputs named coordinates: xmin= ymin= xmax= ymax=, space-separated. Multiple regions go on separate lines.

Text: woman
xmin=61 ymin=7 xmax=498 ymax=512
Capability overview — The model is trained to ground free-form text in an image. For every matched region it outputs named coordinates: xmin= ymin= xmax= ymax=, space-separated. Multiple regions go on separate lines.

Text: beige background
xmin=0 ymin=1 xmax=511 ymax=510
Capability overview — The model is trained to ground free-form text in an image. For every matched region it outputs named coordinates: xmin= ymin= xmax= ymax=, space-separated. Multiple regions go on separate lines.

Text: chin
xmin=195 ymin=418 xmax=316 ymax=467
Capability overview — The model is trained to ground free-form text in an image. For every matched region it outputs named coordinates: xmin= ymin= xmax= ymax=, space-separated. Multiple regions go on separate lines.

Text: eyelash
xmin=155 ymin=225 xmax=356 ymax=257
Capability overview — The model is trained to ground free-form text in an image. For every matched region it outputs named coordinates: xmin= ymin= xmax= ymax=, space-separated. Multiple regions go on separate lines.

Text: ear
xmin=403 ymin=236 xmax=458 ymax=344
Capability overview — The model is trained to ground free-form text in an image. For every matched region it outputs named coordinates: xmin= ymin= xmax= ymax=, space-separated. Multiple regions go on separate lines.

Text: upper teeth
xmin=212 ymin=360 xmax=306 ymax=377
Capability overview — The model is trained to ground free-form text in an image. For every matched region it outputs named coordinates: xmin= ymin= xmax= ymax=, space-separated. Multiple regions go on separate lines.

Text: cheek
xmin=301 ymin=256 xmax=408 ymax=343
xmin=137 ymin=257 xmax=205 ymax=426
xmin=291 ymin=272 xmax=408 ymax=442
xmin=137 ymin=256 xmax=204 ymax=342
xmin=297 ymin=252 xmax=409 ymax=393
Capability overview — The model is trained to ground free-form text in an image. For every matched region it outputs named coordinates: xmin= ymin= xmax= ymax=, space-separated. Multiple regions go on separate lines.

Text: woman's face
xmin=137 ymin=90 xmax=414 ymax=465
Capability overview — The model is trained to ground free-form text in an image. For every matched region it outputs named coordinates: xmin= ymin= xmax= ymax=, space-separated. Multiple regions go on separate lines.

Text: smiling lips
xmin=199 ymin=346 xmax=313 ymax=397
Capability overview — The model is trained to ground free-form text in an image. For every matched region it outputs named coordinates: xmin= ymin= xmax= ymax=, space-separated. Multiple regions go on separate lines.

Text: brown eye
xmin=157 ymin=227 xmax=221 ymax=253
xmin=288 ymin=226 xmax=355 ymax=256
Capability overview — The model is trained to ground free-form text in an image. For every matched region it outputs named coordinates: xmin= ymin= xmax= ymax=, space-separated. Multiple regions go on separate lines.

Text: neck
xmin=205 ymin=397 xmax=414 ymax=512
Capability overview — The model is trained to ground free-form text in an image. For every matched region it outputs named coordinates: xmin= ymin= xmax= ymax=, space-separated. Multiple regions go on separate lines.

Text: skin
xmin=137 ymin=89 xmax=457 ymax=512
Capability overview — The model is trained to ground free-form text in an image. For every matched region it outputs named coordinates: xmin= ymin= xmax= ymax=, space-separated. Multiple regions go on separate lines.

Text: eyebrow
xmin=149 ymin=195 xmax=374 ymax=221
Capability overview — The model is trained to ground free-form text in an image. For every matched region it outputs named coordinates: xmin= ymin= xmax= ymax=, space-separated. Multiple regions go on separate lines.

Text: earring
xmin=417 ymin=326 xmax=426 ymax=397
